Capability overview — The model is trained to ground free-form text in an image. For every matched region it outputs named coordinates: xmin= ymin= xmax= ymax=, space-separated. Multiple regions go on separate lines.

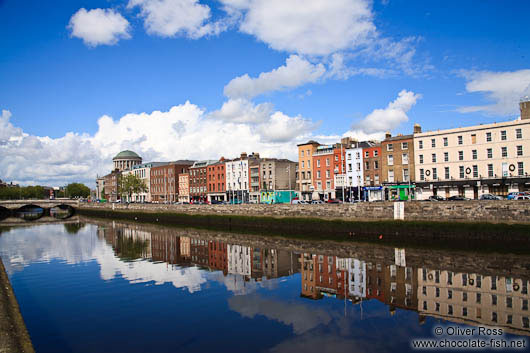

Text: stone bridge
xmin=0 ymin=199 xmax=79 ymax=209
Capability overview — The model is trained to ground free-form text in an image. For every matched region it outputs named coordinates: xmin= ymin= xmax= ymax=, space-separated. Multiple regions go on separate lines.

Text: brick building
xmin=150 ymin=161 xmax=194 ymax=203
xmin=362 ymin=144 xmax=383 ymax=201
xmin=381 ymin=131 xmax=416 ymax=200
xmin=189 ymin=160 xmax=217 ymax=203
xmin=103 ymin=170 xmax=121 ymax=202
xmin=297 ymin=141 xmax=320 ymax=201
xmin=207 ymin=159 xmax=226 ymax=203
xmin=312 ymin=144 xmax=346 ymax=201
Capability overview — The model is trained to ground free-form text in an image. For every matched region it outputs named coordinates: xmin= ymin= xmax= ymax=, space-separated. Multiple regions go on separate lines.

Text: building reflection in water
xmin=98 ymin=223 xmax=530 ymax=337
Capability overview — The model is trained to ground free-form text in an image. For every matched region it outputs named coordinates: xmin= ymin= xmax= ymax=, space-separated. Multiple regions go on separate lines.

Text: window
xmin=420 ymin=168 xmax=425 ymax=181
xmin=431 ymin=139 xmax=436 ymax=148
xmin=301 ymin=150 xmax=304 ymax=157
xmin=501 ymin=130 xmax=507 ymax=140
xmin=523 ymin=299 xmax=529 ymax=311
xmin=473 ymin=165 xmax=478 ymax=178
xmin=492 ymin=294 xmax=497 ymax=305
xmin=356 ymin=152 xmax=361 ymax=159
xmin=471 ymin=134 xmax=476 ymax=144
xmin=347 ymin=153 xmax=352 ymax=160
xmin=403 ymin=168 xmax=410 ymax=182
xmin=486 ymin=132 xmax=492 ymax=142
xmin=516 ymin=128 xmax=522 ymax=139
xmin=459 ymin=166 xmax=465 ymax=179
xmin=448 ymin=305 xmax=453 ymax=315
xmin=487 ymin=148 xmax=493 ymax=159
xmin=501 ymin=147 xmax=508 ymax=158
xmin=431 ymin=153 xmax=436 ymax=163
xmin=472 ymin=150 xmax=477 ymax=160
xmin=458 ymin=151 xmax=463 ymax=161
xmin=387 ymin=144 xmax=393 ymax=151
xmin=491 ymin=276 xmax=497 ymax=290
xmin=419 ymin=154 xmax=424 ymax=164
xmin=507 ymin=297 xmax=513 ymax=308
xmin=463 ymin=307 xmax=468 ymax=317
xmin=365 ymin=161 xmax=370 ymax=170
xmin=317 ymin=160 xmax=320 ymax=167
xmin=326 ymin=170 xmax=330 ymax=178
xmin=301 ymin=161 xmax=304 ymax=168
xmin=517 ymin=145 xmax=523 ymax=156
xmin=448 ymin=289 xmax=453 ymax=299
xmin=419 ymin=140 xmax=423 ymax=149
xmin=477 ymin=293 xmax=481 ymax=303
xmin=436 ymin=288 xmax=440 ymax=297
xmin=326 ymin=158 xmax=330 ymax=166
xmin=307 ymin=149 xmax=310 ymax=156
xmin=491 ymin=312 xmax=497 ymax=322
xmin=463 ymin=292 xmax=468 ymax=302
xmin=444 ymin=152 xmax=449 ymax=162
xmin=335 ymin=155 xmax=338 ymax=162
xmin=374 ymin=160 xmax=379 ymax=169
xmin=518 ymin=162 xmax=524 ymax=176
xmin=402 ymin=153 xmax=409 ymax=164
xmin=445 ymin=167 xmax=450 ymax=179
xmin=317 ymin=171 xmax=321 ymax=178
xmin=357 ymin=162 xmax=361 ymax=171
xmin=374 ymin=150 xmax=379 ymax=157
xmin=388 ymin=155 xmax=394 ymax=166
xmin=401 ymin=142 xmax=408 ymax=150
xmin=365 ymin=151 xmax=369 ymax=158
xmin=443 ymin=137 xmax=448 ymax=147
xmin=388 ymin=170 xmax=394 ymax=182
xmin=432 ymin=168 xmax=437 ymax=179
xmin=458 ymin=136 xmax=463 ymax=145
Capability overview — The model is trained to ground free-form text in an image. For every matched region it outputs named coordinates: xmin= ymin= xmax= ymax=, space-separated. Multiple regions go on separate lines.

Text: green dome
xmin=113 ymin=150 xmax=141 ymax=160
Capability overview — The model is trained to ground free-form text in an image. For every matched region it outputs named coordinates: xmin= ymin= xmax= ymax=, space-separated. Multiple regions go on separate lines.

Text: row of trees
xmin=0 ymin=182 xmax=91 ymax=200
xmin=117 ymin=174 xmax=148 ymax=201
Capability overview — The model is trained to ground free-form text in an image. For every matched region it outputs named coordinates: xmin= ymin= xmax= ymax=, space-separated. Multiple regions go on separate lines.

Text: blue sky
xmin=1 ymin=0 xmax=529 ymax=186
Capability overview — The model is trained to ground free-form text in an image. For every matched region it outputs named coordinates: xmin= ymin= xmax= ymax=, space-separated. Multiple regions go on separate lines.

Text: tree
xmin=65 ymin=183 xmax=91 ymax=198
xmin=118 ymin=174 xmax=147 ymax=202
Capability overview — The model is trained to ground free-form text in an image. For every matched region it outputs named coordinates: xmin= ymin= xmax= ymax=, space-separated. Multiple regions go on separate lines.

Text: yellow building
xmin=296 ymin=140 xmax=320 ymax=201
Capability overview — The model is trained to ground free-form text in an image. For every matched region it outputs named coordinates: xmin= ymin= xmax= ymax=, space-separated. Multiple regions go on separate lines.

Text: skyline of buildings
xmin=96 ymin=100 xmax=530 ymax=202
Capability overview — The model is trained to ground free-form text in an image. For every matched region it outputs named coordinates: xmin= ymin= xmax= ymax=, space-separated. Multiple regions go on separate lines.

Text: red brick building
xmin=189 ymin=160 xmax=216 ymax=203
xmin=207 ymin=159 xmax=226 ymax=203
xmin=150 ymin=161 xmax=194 ymax=203
xmin=312 ymin=144 xmax=346 ymax=200
xmin=208 ymin=240 xmax=228 ymax=275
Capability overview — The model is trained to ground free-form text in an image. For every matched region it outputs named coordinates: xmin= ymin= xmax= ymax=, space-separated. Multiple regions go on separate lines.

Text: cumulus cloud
xmin=457 ymin=69 xmax=530 ymax=116
xmin=224 ymin=55 xmax=325 ymax=99
xmin=221 ymin=0 xmax=375 ymax=56
xmin=68 ymin=8 xmax=131 ymax=47
xmin=128 ymin=0 xmax=226 ymax=38
xmin=209 ymin=98 xmax=273 ymax=123
xmin=0 ymin=101 xmax=320 ymax=186
xmin=350 ymin=90 xmax=421 ymax=135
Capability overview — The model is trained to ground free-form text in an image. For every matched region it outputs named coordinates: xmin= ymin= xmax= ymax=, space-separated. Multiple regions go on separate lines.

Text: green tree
xmin=65 ymin=183 xmax=91 ymax=198
xmin=118 ymin=174 xmax=147 ymax=202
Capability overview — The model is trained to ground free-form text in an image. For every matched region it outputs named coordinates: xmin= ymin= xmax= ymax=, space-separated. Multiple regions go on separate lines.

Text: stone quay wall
xmin=79 ymin=200 xmax=530 ymax=224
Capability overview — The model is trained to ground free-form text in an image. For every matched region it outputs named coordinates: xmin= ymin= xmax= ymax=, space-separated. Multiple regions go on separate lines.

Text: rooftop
xmin=113 ymin=150 xmax=141 ymax=160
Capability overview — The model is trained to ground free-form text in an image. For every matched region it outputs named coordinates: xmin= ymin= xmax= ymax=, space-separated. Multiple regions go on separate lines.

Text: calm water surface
xmin=0 ymin=221 xmax=529 ymax=353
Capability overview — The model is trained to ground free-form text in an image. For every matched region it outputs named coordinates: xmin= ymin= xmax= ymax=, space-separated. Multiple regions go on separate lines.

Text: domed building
xmin=113 ymin=150 xmax=142 ymax=171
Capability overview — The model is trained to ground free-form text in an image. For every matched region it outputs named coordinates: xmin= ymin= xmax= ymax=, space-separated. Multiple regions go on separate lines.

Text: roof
xmin=297 ymin=140 xmax=320 ymax=147
xmin=383 ymin=134 xmax=413 ymax=142
xmin=113 ymin=150 xmax=141 ymax=160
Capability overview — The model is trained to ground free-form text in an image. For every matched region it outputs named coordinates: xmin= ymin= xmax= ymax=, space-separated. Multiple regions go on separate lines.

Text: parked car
xmin=327 ymin=198 xmax=342 ymax=204
xmin=447 ymin=195 xmax=470 ymax=201
xmin=210 ymin=200 xmax=223 ymax=204
xmin=515 ymin=194 xmax=530 ymax=200
xmin=311 ymin=200 xmax=324 ymax=204
xmin=291 ymin=199 xmax=307 ymax=204
xmin=479 ymin=193 xmax=502 ymax=200
xmin=508 ymin=192 xmax=529 ymax=200
xmin=428 ymin=195 xmax=445 ymax=201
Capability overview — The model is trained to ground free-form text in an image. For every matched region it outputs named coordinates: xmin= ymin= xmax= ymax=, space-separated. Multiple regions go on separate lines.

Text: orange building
xmin=297 ymin=141 xmax=320 ymax=200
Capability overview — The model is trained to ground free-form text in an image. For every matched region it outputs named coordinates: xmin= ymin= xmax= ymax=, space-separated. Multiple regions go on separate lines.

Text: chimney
xmin=520 ymin=97 xmax=530 ymax=120
xmin=413 ymin=123 xmax=422 ymax=134
xmin=385 ymin=132 xmax=391 ymax=139
xmin=240 ymin=152 xmax=248 ymax=159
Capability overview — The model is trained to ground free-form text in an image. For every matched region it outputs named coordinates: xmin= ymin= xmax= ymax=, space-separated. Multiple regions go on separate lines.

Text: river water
xmin=0 ymin=220 xmax=529 ymax=352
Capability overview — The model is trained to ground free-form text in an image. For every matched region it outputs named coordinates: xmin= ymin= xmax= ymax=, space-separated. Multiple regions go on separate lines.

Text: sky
xmin=1 ymin=0 xmax=529 ymax=187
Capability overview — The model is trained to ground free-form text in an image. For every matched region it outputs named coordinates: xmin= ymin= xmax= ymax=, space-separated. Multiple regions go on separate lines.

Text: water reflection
xmin=0 ymin=220 xmax=529 ymax=353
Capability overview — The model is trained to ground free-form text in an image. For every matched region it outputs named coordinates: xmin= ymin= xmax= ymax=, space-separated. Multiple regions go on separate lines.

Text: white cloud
xmin=351 ymin=90 xmax=421 ymax=135
xmin=128 ymin=0 xmax=226 ymax=39
xmin=457 ymin=69 xmax=530 ymax=116
xmin=327 ymin=53 xmax=397 ymax=80
xmin=68 ymin=8 xmax=131 ymax=47
xmin=222 ymin=0 xmax=375 ymax=56
xmin=209 ymin=98 xmax=273 ymax=123
xmin=0 ymin=101 xmax=321 ymax=187
xmin=224 ymin=55 xmax=325 ymax=99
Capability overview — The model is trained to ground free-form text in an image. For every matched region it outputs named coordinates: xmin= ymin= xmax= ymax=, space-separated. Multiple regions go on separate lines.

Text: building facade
xmin=189 ymin=160 xmax=217 ymax=203
xmin=178 ymin=173 xmax=190 ymax=203
xmin=297 ymin=141 xmax=320 ymax=201
xmin=381 ymin=131 xmax=416 ymax=201
xmin=362 ymin=143 xmax=383 ymax=201
xmin=312 ymin=144 xmax=346 ymax=201
xmin=414 ymin=113 xmax=530 ymax=200
xmin=150 ymin=161 xmax=194 ymax=203
xmin=103 ymin=170 xmax=121 ymax=202
xmin=207 ymin=159 xmax=227 ymax=202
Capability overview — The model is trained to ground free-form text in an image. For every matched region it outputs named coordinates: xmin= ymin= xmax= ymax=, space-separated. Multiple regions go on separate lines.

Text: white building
xmin=227 ymin=244 xmax=251 ymax=276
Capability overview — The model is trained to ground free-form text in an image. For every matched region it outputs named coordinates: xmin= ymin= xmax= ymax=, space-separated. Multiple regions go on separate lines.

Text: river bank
xmin=78 ymin=205 xmax=530 ymax=253
xmin=0 ymin=258 xmax=34 ymax=353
